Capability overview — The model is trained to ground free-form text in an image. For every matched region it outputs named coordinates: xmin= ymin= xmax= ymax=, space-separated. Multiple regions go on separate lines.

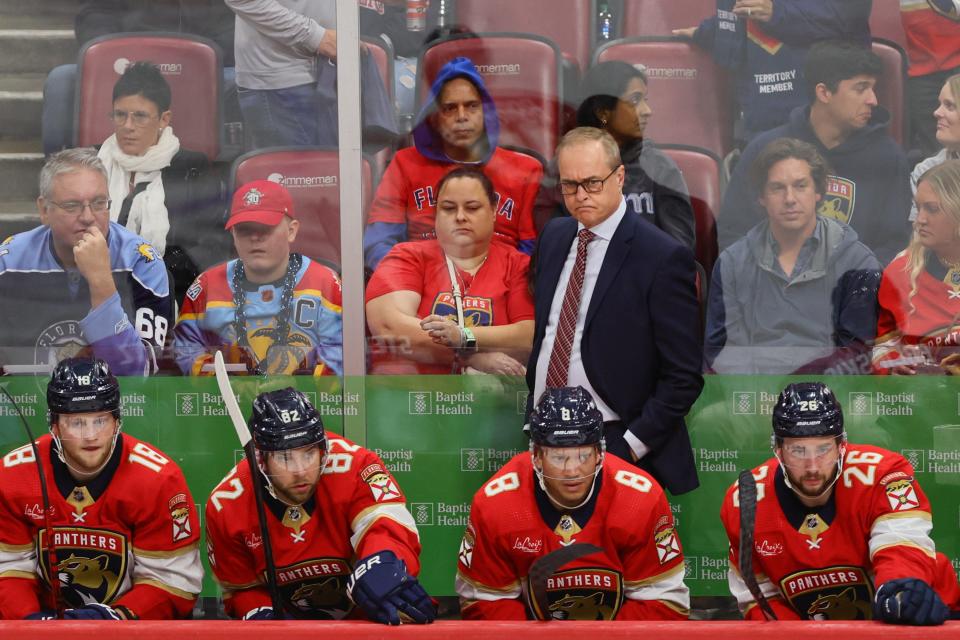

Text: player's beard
xmin=786 ymin=467 xmax=830 ymax=498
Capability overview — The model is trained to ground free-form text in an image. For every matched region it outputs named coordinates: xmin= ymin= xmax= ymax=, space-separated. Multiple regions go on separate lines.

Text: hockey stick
xmin=214 ymin=351 xmax=284 ymax=615
xmin=0 ymin=385 xmax=63 ymax=619
xmin=738 ymin=469 xmax=777 ymax=621
xmin=527 ymin=542 xmax=602 ymax=620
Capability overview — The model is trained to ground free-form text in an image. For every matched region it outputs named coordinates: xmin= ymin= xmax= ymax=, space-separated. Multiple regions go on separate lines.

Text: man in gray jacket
xmin=226 ymin=0 xmax=338 ymax=149
xmin=705 ymin=137 xmax=881 ymax=374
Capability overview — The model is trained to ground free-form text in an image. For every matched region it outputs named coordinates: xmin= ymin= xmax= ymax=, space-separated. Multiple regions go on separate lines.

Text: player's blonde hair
xmin=904 ymin=160 xmax=960 ymax=313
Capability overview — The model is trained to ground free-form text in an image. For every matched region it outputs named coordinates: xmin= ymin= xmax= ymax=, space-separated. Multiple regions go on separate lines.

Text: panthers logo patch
xmin=35 ymin=320 xmax=89 ymax=369
xmin=818 ymin=176 xmax=856 ymax=225
xmin=431 ymin=293 xmax=493 ymax=327
xmin=275 ymin=558 xmax=352 ymax=620
xmin=780 ymin=565 xmax=873 ymax=620
xmin=528 ymin=567 xmax=623 ymax=621
xmin=885 ymin=478 xmax=920 ymax=511
xmin=360 ymin=463 xmax=401 ymax=502
xmin=38 ymin=527 xmax=127 ymax=607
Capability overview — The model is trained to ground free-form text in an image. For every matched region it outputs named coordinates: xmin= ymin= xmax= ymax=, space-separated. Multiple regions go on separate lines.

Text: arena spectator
xmin=363 ymin=56 xmax=542 ymax=271
xmin=910 ymin=74 xmax=960 ymax=221
xmin=43 ymin=0 xmax=237 ymax=155
xmin=366 ymin=167 xmax=534 ymax=375
xmin=173 ymin=180 xmax=343 ymax=376
xmin=0 ymin=148 xmax=172 ymax=376
xmin=706 ymin=137 xmax=881 ymax=374
xmin=564 ymin=61 xmax=696 ymax=251
xmin=717 ymin=41 xmax=911 ymax=265
xmin=900 ymin=0 xmax=960 ymax=155
xmin=97 ymin=62 xmax=225 ymax=305
xmin=875 ymin=160 xmax=960 ymax=374
xmin=674 ymin=0 xmax=871 ymax=143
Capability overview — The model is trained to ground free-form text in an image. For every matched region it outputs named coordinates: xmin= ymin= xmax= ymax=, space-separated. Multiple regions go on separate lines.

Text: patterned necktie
xmin=545 ymin=229 xmax=595 ymax=388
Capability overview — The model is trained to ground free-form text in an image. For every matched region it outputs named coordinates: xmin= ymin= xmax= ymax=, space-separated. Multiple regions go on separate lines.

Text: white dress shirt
xmin=533 ymin=198 xmax=650 ymax=459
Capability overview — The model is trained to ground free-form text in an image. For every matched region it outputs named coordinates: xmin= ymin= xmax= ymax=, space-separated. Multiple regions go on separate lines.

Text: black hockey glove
xmin=874 ymin=577 xmax=949 ymax=626
xmin=242 ymin=606 xmax=288 ymax=620
xmin=346 ymin=550 xmax=436 ymax=625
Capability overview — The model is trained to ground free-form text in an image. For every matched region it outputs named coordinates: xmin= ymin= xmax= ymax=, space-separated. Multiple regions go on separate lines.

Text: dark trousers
xmin=603 ymin=420 xmax=656 ymax=478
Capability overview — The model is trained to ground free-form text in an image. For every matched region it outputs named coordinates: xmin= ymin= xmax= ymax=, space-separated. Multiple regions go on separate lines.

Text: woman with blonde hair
xmin=874 ymin=160 xmax=960 ymax=374
xmin=909 ymin=73 xmax=960 ymax=223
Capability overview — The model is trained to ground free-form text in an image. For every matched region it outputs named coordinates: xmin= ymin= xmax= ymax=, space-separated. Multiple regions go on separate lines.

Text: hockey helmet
xmin=529 ymin=386 xmax=604 ymax=447
xmin=47 ymin=357 xmax=120 ymax=416
xmin=250 ymin=388 xmax=325 ymax=452
xmin=772 ymin=382 xmax=844 ymax=439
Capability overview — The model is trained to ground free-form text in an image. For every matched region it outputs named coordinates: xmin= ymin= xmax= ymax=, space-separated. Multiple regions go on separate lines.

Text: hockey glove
xmin=242 ymin=606 xmax=288 ymax=620
xmin=24 ymin=611 xmax=57 ymax=620
xmin=346 ymin=550 xmax=436 ymax=625
xmin=62 ymin=603 xmax=123 ymax=620
xmin=874 ymin=577 xmax=949 ymax=626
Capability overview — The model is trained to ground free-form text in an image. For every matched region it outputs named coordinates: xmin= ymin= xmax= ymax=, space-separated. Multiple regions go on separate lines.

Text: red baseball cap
xmin=225 ymin=179 xmax=295 ymax=229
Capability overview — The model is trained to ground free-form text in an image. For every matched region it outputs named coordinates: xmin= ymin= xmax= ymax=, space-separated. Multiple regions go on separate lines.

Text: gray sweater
xmin=226 ymin=0 xmax=335 ymax=90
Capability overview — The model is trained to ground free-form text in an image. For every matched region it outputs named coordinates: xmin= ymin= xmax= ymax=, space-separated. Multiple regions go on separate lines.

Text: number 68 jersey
xmin=204 ymin=434 xmax=422 ymax=620
xmin=456 ymin=452 xmax=690 ymax=620
xmin=720 ymin=444 xmax=959 ymax=620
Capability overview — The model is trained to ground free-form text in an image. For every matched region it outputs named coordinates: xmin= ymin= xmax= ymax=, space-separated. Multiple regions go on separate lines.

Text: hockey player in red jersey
xmin=721 ymin=381 xmax=960 ymax=624
xmin=0 ymin=357 xmax=202 ymax=619
xmin=456 ymin=386 xmax=689 ymax=620
xmin=205 ymin=387 xmax=435 ymax=624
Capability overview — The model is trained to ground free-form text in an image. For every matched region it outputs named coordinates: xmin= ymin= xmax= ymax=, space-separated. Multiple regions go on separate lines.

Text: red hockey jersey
xmin=0 ymin=434 xmax=202 ymax=619
xmin=874 ymin=253 xmax=960 ymax=372
xmin=456 ymin=452 xmax=689 ymax=620
xmin=720 ymin=444 xmax=958 ymax=620
xmin=205 ymin=434 xmax=421 ymax=619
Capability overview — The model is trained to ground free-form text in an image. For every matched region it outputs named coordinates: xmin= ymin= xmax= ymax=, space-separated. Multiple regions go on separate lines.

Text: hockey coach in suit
xmin=526 ymin=127 xmax=703 ymax=495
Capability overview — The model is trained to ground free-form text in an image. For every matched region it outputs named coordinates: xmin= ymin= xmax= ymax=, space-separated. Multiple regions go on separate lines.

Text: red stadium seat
xmin=622 ymin=0 xmax=715 ymax=38
xmin=450 ymin=0 xmax=594 ymax=71
xmin=418 ymin=33 xmax=564 ymax=162
xmin=869 ymin=0 xmax=908 ymax=51
xmin=873 ymin=39 xmax=908 ymax=147
xmin=596 ymin=38 xmax=735 ymax=158
xmin=76 ymin=33 xmax=222 ymax=161
xmin=231 ymin=148 xmax=374 ymax=267
xmin=661 ymin=144 xmax=722 ymax=273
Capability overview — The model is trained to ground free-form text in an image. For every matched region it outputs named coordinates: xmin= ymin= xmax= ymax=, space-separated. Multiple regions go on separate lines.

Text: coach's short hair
xmin=555 ymin=127 xmax=622 ymax=170
xmin=804 ymin=41 xmax=882 ymax=100
xmin=750 ymin=137 xmax=830 ymax=198
xmin=39 ymin=147 xmax=108 ymax=201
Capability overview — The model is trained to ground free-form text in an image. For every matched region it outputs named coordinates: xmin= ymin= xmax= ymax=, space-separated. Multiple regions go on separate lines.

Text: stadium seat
xmin=595 ymin=38 xmax=735 ymax=158
xmin=418 ymin=33 xmax=564 ymax=162
xmin=75 ymin=33 xmax=222 ymax=161
xmin=869 ymin=0 xmax=908 ymax=51
xmin=873 ymin=39 xmax=908 ymax=148
xmin=661 ymin=144 xmax=722 ymax=273
xmin=450 ymin=0 xmax=594 ymax=71
xmin=621 ymin=0 xmax=715 ymax=38
xmin=231 ymin=148 xmax=374 ymax=267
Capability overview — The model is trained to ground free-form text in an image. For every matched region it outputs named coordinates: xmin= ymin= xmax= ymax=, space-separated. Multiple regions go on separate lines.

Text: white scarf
xmin=98 ymin=126 xmax=181 ymax=255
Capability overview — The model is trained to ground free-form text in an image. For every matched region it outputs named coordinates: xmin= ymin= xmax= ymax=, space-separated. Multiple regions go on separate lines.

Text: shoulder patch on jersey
xmin=1 ymin=235 xmax=12 ymax=246
xmin=459 ymin=522 xmax=476 ymax=568
xmin=168 ymin=494 xmax=192 ymax=543
xmin=654 ymin=517 xmax=681 ymax=565
xmin=136 ymin=243 xmax=161 ymax=262
xmin=185 ymin=280 xmax=203 ymax=301
xmin=885 ymin=478 xmax=920 ymax=511
xmin=362 ymin=466 xmax=401 ymax=502
xmin=879 ymin=471 xmax=912 ymax=486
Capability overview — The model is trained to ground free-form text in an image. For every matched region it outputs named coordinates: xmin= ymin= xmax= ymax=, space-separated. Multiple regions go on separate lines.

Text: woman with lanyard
xmin=366 ymin=166 xmax=534 ymax=375
xmin=874 ymin=160 xmax=960 ymax=374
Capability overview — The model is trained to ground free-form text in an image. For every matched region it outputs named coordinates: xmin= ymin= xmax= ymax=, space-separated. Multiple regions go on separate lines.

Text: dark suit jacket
xmin=526 ymin=209 xmax=704 ymax=495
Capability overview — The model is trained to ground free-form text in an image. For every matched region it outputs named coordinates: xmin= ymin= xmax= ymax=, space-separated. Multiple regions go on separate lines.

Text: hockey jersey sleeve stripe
xmin=870 ymin=512 xmax=937 ymax=559
xmin=624 ymin=563 xmax=690 ymax=612
xmin=727 ymin=565 xmax=780 ymax=616
xmin=0 ymin=547 xmax=35 ymax=574
xmin=219 ymin=580 xmax=263 ymax=593
xmin=294 ymin=289 xmax=343 ymax=313
xmin=350 ymin=503 xmax=420 ymax=550
xmin=455 ymin=571 xmax=522 ymax=600
xmin=132 ymin=541 xmax=202 ymax=559
xmin=132 ymin=547 xmax=204 ymax=595
xmin=0 ymin=542 xmax=34 ymax=552
xmin=0 ymin=569 xmax=37 ymax=580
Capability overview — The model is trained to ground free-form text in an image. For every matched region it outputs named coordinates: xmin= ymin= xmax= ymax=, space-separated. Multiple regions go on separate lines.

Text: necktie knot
xmin=578 ymin=229 xmax=596 ymax=245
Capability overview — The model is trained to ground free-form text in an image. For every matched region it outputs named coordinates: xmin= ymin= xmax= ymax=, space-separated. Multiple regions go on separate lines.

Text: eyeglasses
xmin=47 ymin=198 xmax=111 ymax=215
xmin=557 ymin=166 xmax=620 ymax=196
xmin=109 ymin=109 xmax=158 ymax=127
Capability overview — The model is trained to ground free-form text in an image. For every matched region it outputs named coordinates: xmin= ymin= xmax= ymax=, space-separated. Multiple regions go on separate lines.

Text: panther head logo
xmin=807 ymin=586 xmax=871 ymax=620
xmin=290 ymin=577 xmax=348 ymax=614
xmin=549 ymin=592 xmax=614 ymax=620
xmin=58 ymin=553 xmax=119 ymax=605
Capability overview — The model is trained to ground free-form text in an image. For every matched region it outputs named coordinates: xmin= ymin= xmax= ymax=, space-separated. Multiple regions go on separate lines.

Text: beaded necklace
xmin=231 ymin=253 xmax=303 ymax=375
